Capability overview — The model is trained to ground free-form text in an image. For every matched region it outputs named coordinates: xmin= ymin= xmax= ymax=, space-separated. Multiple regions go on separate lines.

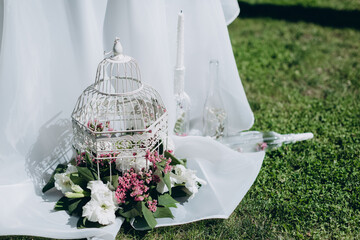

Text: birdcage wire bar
xmin=71 ymin=38 xmax=168 ymax=176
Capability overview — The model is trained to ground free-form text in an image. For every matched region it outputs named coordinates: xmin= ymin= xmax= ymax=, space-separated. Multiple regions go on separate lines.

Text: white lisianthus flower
xmin=170 ymin=165 xmax=207 ymax=199
xmin=115 ymin=157 xmax=147 ymax=172
xmin=82 ymin=180 xmax=117 ymax=225
xmin=82 ymin=199 xmax=117 ymax=225
xmin=54 ymin=164 xmax=78 ymax=194
xmin=87 ymin=180 xmax=114 ymax=202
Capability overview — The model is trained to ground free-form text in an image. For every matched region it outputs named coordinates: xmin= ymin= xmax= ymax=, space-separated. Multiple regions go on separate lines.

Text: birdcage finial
xmin=113 ymin=37 xmax=123 ymax=56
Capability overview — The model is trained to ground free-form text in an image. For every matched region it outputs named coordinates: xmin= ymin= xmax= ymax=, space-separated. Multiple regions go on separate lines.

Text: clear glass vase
xmin=203 ymin=60 xmax=227 ymax=139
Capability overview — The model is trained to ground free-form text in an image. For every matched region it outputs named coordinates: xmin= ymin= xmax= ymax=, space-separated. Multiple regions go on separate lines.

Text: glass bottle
xmin=203 ymin=60 xmax=227 ymax=139
xmin=219 ymin=131 xmax=314 ymax=152
xmin=173 ymin=68 xmax=191 ymax=136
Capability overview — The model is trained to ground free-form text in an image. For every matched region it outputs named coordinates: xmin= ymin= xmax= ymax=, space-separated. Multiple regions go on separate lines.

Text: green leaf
xmin=84 ymin=153 xmax=93 ymax=167
xmin=65 ymin=191 xmax=89 ymax=199
xmin=117 ymin=207 xmax=141 ymax=219
xmin=70 ymin=173 xmax=88 ymax=189
xmin=103 ymin=174 xmax=119 ymax=189
xmin=77 ymin=217 xmax=105 ymax=229
xmin=164 ymin=151 xmax=186 ymax=166
xmin=54 ymin=196 xmax=68 ymax=211
xmin=171 ymin=186 xmax=189 ymax=199
xmin=68 ymin=197 xmax=90 ymax=216
xmin=42 ymin=164 xmax=67 ymax=193
xmin=153 ymin=206 xmax=174 ymax=219
xmin=141 ymin=202 xmax=157 ymax=229
xmin=162 ymin=173 xmax=172 ymax=195
xmin=158 ymin=194 xmax=178 ymax=208
xmin=77 ymin=166 xmax=98 ymax=182
xmin=132 ymin=216 xmax=152 ymax=230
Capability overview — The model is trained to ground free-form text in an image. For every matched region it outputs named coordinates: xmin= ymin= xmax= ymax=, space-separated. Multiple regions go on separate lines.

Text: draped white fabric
xmin=0 ymin=0 xmax=264 ymax=239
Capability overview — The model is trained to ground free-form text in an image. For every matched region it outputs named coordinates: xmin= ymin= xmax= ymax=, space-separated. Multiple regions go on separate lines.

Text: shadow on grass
xmin=237 ymin=1 xmax=360 ymax=30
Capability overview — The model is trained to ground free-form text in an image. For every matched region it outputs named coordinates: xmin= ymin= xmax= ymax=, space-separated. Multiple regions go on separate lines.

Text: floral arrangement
xmin=42 ymin=147 xmax=206 ymax=229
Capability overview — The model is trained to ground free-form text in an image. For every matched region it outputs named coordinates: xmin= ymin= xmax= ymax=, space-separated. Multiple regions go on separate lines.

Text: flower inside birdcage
xmin=71 ymin=38 xmax=168 ymax=174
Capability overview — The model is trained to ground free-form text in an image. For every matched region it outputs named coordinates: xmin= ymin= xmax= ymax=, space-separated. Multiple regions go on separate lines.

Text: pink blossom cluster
xmin=257 ymin=142 xmax=268 ymax=151
xmin=87 ymin=119 xmax=104 ymax=132
xmin=164 ymin=159 xmax=172 ymax=174
xmin=97 ymin=153 xmax=118 ymax=165
xmin=147 ymin=199 xmax=157 ymax=213
xmin=145 ymin=150 xmax=172 ymax=173
xmin=115 ymin=168 xmax=153 ymax=204
xmin=76 ymin=152 xmax=87 ymax=165
xmin=145 ymin=150 xmax=161 ymax=169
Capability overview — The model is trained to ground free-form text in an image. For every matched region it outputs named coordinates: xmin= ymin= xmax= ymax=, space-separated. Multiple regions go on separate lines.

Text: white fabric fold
xmin=0 ymin=0 xmax=262 ymax=239
xmin=0 ymin=180 xmax=123 ymax=239
xmin=220 ymin=0 xmax=240 ymax=25
xmin=103 ymin=0 xmax=253 ymax=133
xmin=132 ymin=136 xmax=264 ymax=230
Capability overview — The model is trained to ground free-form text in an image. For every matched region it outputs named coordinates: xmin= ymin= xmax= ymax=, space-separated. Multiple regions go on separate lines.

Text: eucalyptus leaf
xmin=77 ymin=217 xmax=105 ymax=229
xmin=158 ymin=194 xmax=178 ymax=208
xmin=132 ymin=216 xmax=151 ymax=231
xmin=162 ymin=173 xmax=172 ymax=195
xmin=103 ymin=174 xmax=119 ymax=189
xmin=77 ymin=166 xmax=98 ymax=182
xmin=70 ymin=173 xmax=88 ymax=189
xmin=42 ymin=164 xmax=67 ymax=193
xmin=84 ymin=153 xmax=93 ymax=167
xmin=68 ymin=197 xmax=90 ymax=216
xmin=153 ymin=206 xmax=174 ymax=219
xmin=117 ymin=207 xmax=141 ymax=219
xmin=141 ymin=202 xmax=157 ymax=229
xmin=164 ymin=151 xmax=186 ymax=166
xmin=171 ymin=186 xmax=189 ymax=199
xmin=54 ymin=196 xmax=68 ymax=211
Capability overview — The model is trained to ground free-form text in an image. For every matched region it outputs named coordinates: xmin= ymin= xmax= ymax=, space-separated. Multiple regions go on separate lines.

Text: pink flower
xmin=164 ymin=159 xmax=172 ymax=174
xmin=257 ymin=142 xmax=268 ymax=151
xmin=134 ymin=196 xmax=144 ymax=201
xmin=147 ymin=200 xmax=157 ymax=212
xmin=115 ymin=168 xmax=154 ymax=205
xmin=152 ymin=175 xmax=160 ymax=183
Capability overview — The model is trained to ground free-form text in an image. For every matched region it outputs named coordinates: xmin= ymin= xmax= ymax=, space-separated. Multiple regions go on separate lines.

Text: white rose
xmin=170 ymin=165 xmax=207 ymax=199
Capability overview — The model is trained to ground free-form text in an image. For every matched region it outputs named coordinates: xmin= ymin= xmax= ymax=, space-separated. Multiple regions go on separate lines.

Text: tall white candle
xmin=176 ymin=10 xmax=184 ymax=69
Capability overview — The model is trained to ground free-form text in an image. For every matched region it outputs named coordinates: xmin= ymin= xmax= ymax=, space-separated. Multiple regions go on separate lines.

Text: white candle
xmin=176 ymin=10 xmax=184 ymax=69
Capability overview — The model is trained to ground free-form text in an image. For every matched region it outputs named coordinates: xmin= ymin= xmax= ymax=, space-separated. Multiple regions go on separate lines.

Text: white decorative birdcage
xmin=71 ymin=38 xmax=168 ymax=173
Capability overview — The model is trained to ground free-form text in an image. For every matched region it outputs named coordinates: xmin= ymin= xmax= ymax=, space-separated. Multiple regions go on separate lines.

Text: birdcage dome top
xmin=71 ymin=38 xmax=167 ymax=134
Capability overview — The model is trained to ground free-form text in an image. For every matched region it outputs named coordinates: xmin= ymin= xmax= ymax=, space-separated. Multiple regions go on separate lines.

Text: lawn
xmin=2 ymin=0 xmax=359 ymax=239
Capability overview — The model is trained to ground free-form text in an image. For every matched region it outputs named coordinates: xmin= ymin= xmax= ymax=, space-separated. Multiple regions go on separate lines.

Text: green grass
xmin=228 ymin=15 xmax=360 ymax=239
xmin=238 ymin=0 xmax=360 ymax=10
xmin=2 ymin=1 xmax=360 ymax=239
